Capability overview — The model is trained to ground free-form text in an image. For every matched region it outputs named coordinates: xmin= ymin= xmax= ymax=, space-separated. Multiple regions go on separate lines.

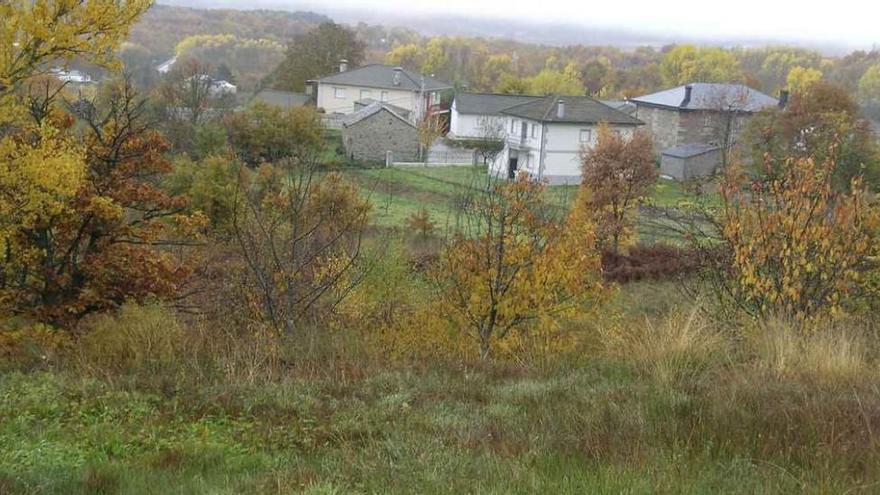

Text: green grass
xmin=343 ymin=166 xmax=710 ymax=241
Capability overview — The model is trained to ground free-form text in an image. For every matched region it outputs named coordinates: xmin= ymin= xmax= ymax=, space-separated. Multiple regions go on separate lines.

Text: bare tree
xmin=159 ymin=58 xmax=218 ymax=126
xmin=702 ymin=85 xmax=751 ymax=169
xmin=417 ymin=114 xmax=447 ymax=164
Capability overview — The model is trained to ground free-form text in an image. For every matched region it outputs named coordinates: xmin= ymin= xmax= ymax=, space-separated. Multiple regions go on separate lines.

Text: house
xmin=209 ymin=79 xmax=237 ymax=95
xmin=491 ymin=95 xmax=644 ymax=184
xmin=157 ymin=57 xmax=177 ymax=74
xmin=630 ymin=83 xmax=779 ymax=153
xmin=310 ymin=62 xmax=452 ymax=123
xmin=50 ymin=68 xmax=92 ymax=84
xmin=448 ymin=93 xmax=542 ymax=139
xmin=341 ymin=101 xmax=419 ymax=163
xmin=660 ymin=143 xmax=723 ymax=180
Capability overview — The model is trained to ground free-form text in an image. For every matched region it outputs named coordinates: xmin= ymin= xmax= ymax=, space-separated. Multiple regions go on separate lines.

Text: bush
xmin=601 ymin=243 xmax=701 ymax=283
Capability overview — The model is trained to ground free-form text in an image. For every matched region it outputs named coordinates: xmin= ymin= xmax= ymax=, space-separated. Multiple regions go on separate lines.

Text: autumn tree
xmin=231 ymin=157 xmax=371 ymax=334
xmin=269 ymin=22 xmax=365 ymax=92
xmin=659 ymin=45 xmax=742 ymax=87
xmin=718 ymin=153 xmax=880 ymax=321
xmin=744 ymin=81 xmax=880 ymax=189
xmin=416 ymin=114 xmax=447 ymax=164
xmin=225 ymin=102 xmax=324 ymax=167
xmin=435 ymin=177 xmax=602 ymax=360
xmin=1 ymin=79 xmax=203 ymax=327
xmin=786 ymin=66 xmax=823 ymax=95
xmin=158 ymin=58 xmax=228 ymax=126
xmin=579 ymin=125 xmax=657 ymax=255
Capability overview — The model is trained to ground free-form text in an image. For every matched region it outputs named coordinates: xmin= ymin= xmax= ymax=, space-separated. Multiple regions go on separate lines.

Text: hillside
xmin=128 ymin=4 xmax=329 ymax=57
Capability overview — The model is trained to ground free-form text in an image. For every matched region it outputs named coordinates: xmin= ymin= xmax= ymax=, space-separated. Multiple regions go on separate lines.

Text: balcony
xmin=506 ymin=135 xmax=532 ymax=150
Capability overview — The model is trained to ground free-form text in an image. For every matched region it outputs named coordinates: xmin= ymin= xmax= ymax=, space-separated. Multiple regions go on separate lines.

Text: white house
xmin=209 ymin=79 xmax=237 ymax=95
xmin=51 ymin=68 xmax=92 ymax=83
xmin=490 ymin=95 xmax=645 ymax=184
xmin=449 ymin=93 xmax=542 ymax=139
xmin=157 ymin=57 xmax=177 ymax=74
xmin=309 ymin=62 xmax=452 ymax=123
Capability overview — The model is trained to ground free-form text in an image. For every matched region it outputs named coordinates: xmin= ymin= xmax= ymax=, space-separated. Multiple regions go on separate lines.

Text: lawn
xmin=343 ymin=165 xmax=707 ymax=241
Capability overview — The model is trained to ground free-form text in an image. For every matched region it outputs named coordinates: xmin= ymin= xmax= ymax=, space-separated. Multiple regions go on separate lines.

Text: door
xmin=508 ymin=157 xmax=518 ymax=179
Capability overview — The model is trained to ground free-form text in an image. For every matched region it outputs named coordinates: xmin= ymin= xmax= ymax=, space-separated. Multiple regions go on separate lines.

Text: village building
xmin=492 ymin=95 xmax=644 ymax=184
xmin=341 ymin=101 xmax=420 ymax=163
xmin=310 ymin=62 xmax=452 ymax=123
xmin=630 ymin=83 xmax=779 ymax=153
xmin=448 ymin=93 xmax=542 ymax=139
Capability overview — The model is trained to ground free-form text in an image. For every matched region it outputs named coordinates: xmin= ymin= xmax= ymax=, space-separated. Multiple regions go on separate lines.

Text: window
xmin=360 ymin=89 xmax=371 ymax=99
xmin=579 ymin=129 xmax=592 ymax=143
xmin=430 ymin=91 xmax=439 ymax=105
xmin=531 ymin=123 xmax=537 ymax=138
xmin=510 ymin=119 xmax=517 ymax=133
xmin=334 ymin=87 xmax=345 ymax=98
xmin=381 ymin=91 xmax=389 ymax=102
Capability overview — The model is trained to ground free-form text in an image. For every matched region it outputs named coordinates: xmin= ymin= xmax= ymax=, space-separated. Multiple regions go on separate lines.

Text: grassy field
xmin=2 ymin=287 xmax=879 ymax=494
xmin=343 ymin=165 xmax=699 ymax=233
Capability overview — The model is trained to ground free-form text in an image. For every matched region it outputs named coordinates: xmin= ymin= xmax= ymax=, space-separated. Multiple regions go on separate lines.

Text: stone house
xmin=631 ymin=83 xmax=779 ymax=154
xmin=341 ymin=102 xmax=419 ymax=163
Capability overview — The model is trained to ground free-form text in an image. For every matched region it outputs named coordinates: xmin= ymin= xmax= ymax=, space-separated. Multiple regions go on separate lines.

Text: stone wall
xmin=341 ymin=109 xmax=419 ymax=163
xmin=636 ymin=104 xmax=753 ymax=154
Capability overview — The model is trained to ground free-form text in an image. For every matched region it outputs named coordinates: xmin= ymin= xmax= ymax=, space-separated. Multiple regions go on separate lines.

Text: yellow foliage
xmin=720 ymin=155 xmax=880 ymax=322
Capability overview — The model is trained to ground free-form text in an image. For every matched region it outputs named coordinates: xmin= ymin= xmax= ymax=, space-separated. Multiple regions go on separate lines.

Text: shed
xmin=660 ymin=143 xmax=722 ymax=180
xmin=341 ymin=102 xmax=419 ymax=163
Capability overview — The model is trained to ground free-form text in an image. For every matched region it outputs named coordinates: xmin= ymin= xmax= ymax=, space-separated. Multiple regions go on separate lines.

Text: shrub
xmin=601 ymin=243 xmax=701 ymax=283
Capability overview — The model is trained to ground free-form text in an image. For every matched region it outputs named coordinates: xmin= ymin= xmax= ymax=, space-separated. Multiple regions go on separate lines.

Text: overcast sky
xmin=292 ymin=0 xmax=878 ymax=47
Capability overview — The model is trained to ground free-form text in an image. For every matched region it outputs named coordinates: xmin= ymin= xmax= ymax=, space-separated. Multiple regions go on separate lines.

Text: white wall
xmin=317 ymin=83 xmax=421 ymax=118
xmin=449 ymin=102 xmax=506 ymax=139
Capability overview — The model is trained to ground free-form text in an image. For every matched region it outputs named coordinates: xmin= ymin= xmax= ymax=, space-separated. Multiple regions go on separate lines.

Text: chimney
xmin=680 ymin=84 xmax=693 ymax=108
xmin=393 ymin=66 xmax=403 ymax=86
xmin=778 ymin=89 xmax=789 ymax=108
xmin=339 ymin=59 xmax=348 ymax=73
xmin=556 ymin=98 xmax=565 ymax=119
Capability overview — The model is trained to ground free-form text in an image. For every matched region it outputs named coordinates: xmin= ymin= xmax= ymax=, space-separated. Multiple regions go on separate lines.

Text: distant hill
xmin=129 ymin=4 xmax=330 ymax=57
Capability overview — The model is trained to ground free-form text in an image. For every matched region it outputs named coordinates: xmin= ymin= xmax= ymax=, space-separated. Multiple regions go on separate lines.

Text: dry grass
xmin=596 ymin=307 xmax=730 ymax=385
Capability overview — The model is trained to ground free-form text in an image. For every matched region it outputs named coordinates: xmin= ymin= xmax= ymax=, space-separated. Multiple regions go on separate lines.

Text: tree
xmin=435 ymin=177 xmax=602 ymax=360
xmin=416 ymin=114 xmax=447 ymax=164
xmin=718 ymin=154 xmax=880 ymax=321
xmin=1 ymin=79 xmax=203 ymax=327
xmin=858 ymin=64 xmax=880 ymax=105
xmin=231 ymin=158 xmax=371 ymax=335
xmin=744 ymin=81 xmax=880 ymax=189
xmin=659 ymin=45 xmax=742 ymax=87
xmin=523 ymin=64 xmax=585 ymax=96
xmin=385 ymin=43 xmax=423 ymax=71
xmin=159 ymin=58 xmax=221 ymax=126
xmin=270 ymin=22 xmax=365 ymax=92
xmin=786 ymin=66 xmax=823 ymax=95
xmin=579 ymin=125 xmax=657 ymax=255
xmin=225 ymin=102 xmax=324 ymax=167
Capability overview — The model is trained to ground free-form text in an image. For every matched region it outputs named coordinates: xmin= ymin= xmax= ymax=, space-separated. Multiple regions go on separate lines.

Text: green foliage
xmin=269 ymin=22 xmax=365 ymax=92
xmin=226 ymin=102 xmax=324 ymax=166
xmin=167 ymin=155 xmax=243 ymax=232
xmin=659 ymin=44 xmax=742 ymax=86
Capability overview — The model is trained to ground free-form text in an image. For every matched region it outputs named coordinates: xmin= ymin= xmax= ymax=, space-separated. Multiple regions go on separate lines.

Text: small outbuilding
xmin=341 ymin=102 xmax=419 ymax=163
xmin=660 ymin=143 xmax=722 ymax=181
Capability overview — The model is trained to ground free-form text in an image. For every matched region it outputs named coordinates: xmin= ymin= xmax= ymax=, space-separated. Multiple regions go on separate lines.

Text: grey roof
xmin=354 ymin=98 xmax=410 ymax=118
xmin=453 ymin=93 xmax=543 ymax=116
xmin=501 ymin=95 xmax=644 ymax=125
xmin=249 ymin=89 xmax=311 ymax=109
xmin=317 ymin=64 xmax=452 ymax=92
xmin=631 ymin=83 xmax=778 ymax=112
xmin=661 ymin=143 xmax=720 ymax=159
xmin=599 ymin=100 xmax=637 ymax=116
xmin=342 ymin=101 xmax=414 ymax=128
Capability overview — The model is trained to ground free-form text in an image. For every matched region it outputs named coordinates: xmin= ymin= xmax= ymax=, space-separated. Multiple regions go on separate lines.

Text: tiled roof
xmin=501 ymin=95 xmax=643 ymax=125
xmin=631 ymin=83 xmax=778 ymax=112
xmin=317 ymin=64 xmax=452 ymax=92
xmin=453 ymin=93 xmax=543 ymax=116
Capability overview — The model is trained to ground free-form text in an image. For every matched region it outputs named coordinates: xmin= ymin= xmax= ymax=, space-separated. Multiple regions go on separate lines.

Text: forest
xmin=2 ymin=1 xmax=880 ymax=493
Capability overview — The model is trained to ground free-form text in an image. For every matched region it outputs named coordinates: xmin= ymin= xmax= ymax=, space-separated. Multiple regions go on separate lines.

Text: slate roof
xmin=250 ymin=89 xmax=311 ymax=109
xmin=316 ymin=64 xmax=452 ymax=92
xmin=631 ymin=83 xmax=778 ymax=112
xmin=501 ymin=95 xmax=643 ymax=125
xmin=453 ymin=93 xmax=543 ymax=116
xmin=354 ymin=98 xmax=410 ymax=119
xmin=342 ymin=101 xmax=415 ymax=128
xmin=661 ymin=143 xmax=720 ymax=159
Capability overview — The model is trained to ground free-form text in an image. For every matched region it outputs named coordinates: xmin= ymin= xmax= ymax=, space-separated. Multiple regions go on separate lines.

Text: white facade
xmin=490 ymin=116 xmax=637 ymax=184
xmin=316 ymin=83 xmax=437 ymax=122
xmin=449 ymin=100 xmax=506 ymax=139
xmin=51 ymin=68 xmax=91 ymax=83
